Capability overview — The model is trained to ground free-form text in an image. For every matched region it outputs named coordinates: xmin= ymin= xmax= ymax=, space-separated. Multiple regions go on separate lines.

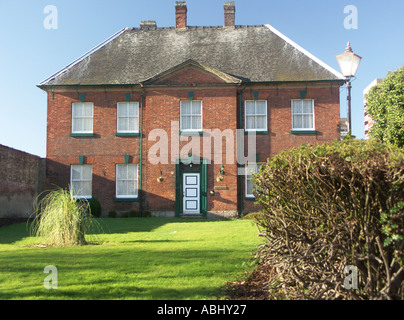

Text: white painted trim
xmin=180 ymin=100 xmax=203 ymax=132
xmin=70 ymin=164 xmax=93 ymax=199
xmin=38 ymin=28 xmax=128 ymax=86
xmin=183 ymin=173 xmax=200 ymax=214
xmin=116 ymin=102 xmax=140 ymax=133
xmin=291 ymin=99 xmax=315 ymax=131
xmin=264 ymin=24 xmax=345 ymax=80
xmin=115 ymin=164 xmax=139 ymax=199
xmin=71 ymin=102 xmax=94 ymax=134
xmin=244 ymin=100 xmax=268 ymax=132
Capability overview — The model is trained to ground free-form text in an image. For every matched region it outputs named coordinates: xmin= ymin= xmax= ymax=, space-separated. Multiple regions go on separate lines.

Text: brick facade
xmin=41 ymin=2 xmax=344 ymax=218
xmin=0 ymin=145 xmax=45 ymax=217
xmin=45 ymin=77 xmax=341 ymax=217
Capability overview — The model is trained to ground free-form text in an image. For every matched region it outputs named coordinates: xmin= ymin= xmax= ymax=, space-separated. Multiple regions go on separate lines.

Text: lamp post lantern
xmin=336 ymin=42 xmax=362 ymax=134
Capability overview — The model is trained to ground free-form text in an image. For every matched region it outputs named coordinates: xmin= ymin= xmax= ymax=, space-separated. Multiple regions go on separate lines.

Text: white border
xmin=116 ymin=102 xmax=140 ymax=133
xmin=244 ymin=100 xmax=268 ymax=132
xmin=71 ymin=102 xmax=94 ymax=134
xmin=116 ymin=164 xmax=139 ymax=199
xmin=180 ymin=100 xmax=203 ymax=132
xmin=70 ymin=164 xmax=93 ymax=199
xmin=291 ymin=99 xmax=315 ymax=131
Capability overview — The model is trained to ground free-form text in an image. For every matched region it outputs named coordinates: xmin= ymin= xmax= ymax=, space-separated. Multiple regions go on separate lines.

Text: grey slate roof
xmin=38 ymin=25 xmax=344 ymax=87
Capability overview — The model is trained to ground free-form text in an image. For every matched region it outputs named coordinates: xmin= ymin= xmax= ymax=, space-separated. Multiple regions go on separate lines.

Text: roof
xmin=38 ymin=24 xmax=344 ymax=88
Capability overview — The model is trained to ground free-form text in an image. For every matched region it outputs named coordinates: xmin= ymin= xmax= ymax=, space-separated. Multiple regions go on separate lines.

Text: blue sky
xmin=0 ymin=0 xmax=403 ymax=157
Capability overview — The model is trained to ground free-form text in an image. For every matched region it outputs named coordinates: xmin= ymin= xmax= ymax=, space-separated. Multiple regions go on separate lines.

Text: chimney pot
xmin=224 ymin=1 xmax=236 ymax=28
xmin=175 ymin=1 xmax=187 ymax=29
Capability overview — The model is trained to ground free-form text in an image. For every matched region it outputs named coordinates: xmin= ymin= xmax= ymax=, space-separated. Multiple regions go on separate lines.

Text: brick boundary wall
xmin=0 ymin=144 xmax=45 ymax=218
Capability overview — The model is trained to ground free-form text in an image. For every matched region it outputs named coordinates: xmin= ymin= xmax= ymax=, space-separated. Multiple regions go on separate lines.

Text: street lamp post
xmin=336 ymin=42 xmax=362 ymax=134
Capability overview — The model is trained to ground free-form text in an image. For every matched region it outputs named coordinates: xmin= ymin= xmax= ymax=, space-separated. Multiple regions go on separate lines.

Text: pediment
xmin=141 ymin=59 xmax=242 ymax=86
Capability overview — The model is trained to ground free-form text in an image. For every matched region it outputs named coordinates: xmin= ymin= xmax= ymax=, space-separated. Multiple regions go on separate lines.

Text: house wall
xmin=45 ymin=81 xmax=340 ymax=217
xmin=241 ymin=83 xmax=341 ymax=213
xmin=0 ymin=145 xmax=45 ymax=218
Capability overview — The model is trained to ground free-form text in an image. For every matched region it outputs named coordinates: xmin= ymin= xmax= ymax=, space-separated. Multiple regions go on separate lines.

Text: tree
xmin=366 ymin=65 xmax=404 ymax=148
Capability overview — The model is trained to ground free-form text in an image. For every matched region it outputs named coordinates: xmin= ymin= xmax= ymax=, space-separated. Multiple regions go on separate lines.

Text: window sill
xmin=179 ymin=131 xmax=203 ymax=136
xmin=244 ymin=130 xmax=269 ymax=135
xmin=115 ymin=132 xmax=140 ymax=137
xmin=114 ymin=197 xmax=139 ymax=202
xmin=70 ymin=133 xmax=95 ymax=137
xmin=291 ymin=130 xmax=317 ymax=135
xmin=73 ymin=196 xmax=92 ymax=200
xmin=244 ymin=196 xmax=256 ymax=201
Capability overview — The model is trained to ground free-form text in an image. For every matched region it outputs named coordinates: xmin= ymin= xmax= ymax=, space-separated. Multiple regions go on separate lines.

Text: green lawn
xmin=0 ymin=218 xmax=261 ymax=300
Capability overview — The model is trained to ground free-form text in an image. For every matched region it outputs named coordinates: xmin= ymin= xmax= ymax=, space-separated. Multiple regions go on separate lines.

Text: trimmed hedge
xmin=253 ymin=138 xmax=404 ymax=300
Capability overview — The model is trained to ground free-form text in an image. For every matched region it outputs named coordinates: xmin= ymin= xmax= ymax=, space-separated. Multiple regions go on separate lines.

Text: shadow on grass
xmin=93 ymin=218 xmax=209 ymax=235
xmin=0 ymin=221 xmax=33 ymax=245
xmin=0 ymin=217 xmax=211 ymax=245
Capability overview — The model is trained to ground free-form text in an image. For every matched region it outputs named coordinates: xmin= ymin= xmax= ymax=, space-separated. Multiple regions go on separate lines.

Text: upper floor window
xmin=117 ymin=102 xmax=139 ymax=133
xmin=180 ymin=100 xmax=202 ymax=132
xmin=291 ymin=100 xmax=315 ymax=131
xmin=245 ymin=100 xmax=267 ymax=132
xmin=72 ymin=102 xmax=94 ymax=134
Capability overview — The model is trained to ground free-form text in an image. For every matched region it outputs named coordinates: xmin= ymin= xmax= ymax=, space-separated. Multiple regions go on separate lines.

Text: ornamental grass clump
xmin=32 ymin=187 xmax=100 ymax=246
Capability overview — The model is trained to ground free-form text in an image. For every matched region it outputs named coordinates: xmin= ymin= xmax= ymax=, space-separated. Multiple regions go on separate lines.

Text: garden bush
xmin=87 ymin=197 xmax=102 ymax=217
xmin=142 ymin=210 xmax=152 ymax=217
xmin=252 ymin=138 xmax=404 ymax=300
xmin=128 ymin=210 xmax=139 ymax=218
xmin=108 ymin=210 xmax=117 ymax=218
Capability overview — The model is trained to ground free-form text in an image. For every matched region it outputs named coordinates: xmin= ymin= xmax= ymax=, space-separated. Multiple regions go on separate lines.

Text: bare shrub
xmin=253 ymin=138 xmax=404 ymax=300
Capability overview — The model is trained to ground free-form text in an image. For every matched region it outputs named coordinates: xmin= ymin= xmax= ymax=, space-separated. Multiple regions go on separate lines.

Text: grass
xmin=0 ymin=218 xmax=262 ymax=300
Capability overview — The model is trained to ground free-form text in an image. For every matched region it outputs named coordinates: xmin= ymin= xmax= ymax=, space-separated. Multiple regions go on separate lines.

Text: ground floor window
xmin=245 ymin=163 xmax=263 ymax=198
xmin=116 ymin=164 xmax=138 ymax=198
xmin=71 ymin=164 xmax=92 ymax=198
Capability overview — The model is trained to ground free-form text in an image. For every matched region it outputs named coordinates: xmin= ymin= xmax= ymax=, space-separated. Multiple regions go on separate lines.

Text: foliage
xmin=108 ymin=210 xmax=117 ymax=218
xmin=252 ymin=138 xmax=404 ymax=300
xmin=128 ymin=210 xmax=139 ymax=218
xmin=142 ymin=210 xmax=152 ymax=217
xmin=31 ymin=187 xmax=101 ymax=246
xmin=366 ymin=65 xmax=404 ymax=148
xmin=87 ymin=198 xmax=102 ymax=217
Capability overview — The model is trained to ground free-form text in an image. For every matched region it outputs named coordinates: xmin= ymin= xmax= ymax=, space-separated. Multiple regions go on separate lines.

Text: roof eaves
xmin=264 ymin=24 xmax=345 ymax=80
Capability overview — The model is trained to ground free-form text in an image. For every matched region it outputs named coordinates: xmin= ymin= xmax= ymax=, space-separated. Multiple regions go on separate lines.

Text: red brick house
xmin=38 ymin=1 xmax=344 ymax=218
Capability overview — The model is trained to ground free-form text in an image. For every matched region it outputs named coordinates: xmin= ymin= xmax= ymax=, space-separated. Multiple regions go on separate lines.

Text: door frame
xmin=175 ymin=157 xmax=207 ymax=217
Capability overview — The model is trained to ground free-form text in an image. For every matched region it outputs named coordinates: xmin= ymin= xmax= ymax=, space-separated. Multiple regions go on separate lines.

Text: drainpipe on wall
xmin=139 ymin=93 xmax=144 ymax=217
xmin=238 ymin=82 xmax=247 ymax=216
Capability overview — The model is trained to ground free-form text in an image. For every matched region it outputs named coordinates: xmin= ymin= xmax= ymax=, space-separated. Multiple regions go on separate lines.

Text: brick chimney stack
xmin=140 ymin=21 xmax=157 ymax=30
xmin=224 ymin=1 xmax=235 ymax=28
xmin=175 ymin=1 xmax=187 ymax=29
